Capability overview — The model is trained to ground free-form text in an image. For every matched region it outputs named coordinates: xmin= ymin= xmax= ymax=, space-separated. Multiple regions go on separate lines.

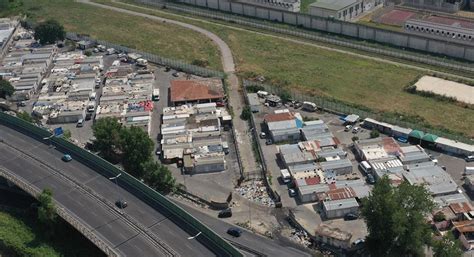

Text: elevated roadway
xmin=0 ymin=123 xmax=217 ymax=256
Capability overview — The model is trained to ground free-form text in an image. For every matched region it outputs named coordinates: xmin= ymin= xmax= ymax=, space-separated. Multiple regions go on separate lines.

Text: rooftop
xmin=453 ymin=220 xmax=474 ymax=234
xmin=170 ymin=79 xmax=224 ymax=102
xmin=403 ymin=162 xmax=458 ymax=196
xmin=317 ymin=187 xmax=356 ymax=201
xmin=310 ymin=0 xmax=359 ymax=11
xmin=449 ymin=202 xmax=473 ymax=214
xmin=323 ymin=198 xmax=359 ymax=211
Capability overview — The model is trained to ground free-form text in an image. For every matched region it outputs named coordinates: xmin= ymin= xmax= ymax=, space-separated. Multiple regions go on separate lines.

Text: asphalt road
xmin=173 ymin=200 xmax=312 ymax=257
xmin=0 ymin=123 xmax=215 ymax=257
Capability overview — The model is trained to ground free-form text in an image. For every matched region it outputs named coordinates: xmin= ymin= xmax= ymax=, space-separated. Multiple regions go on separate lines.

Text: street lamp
xmin=187 ymin=231 xmax=202 ymax=240
xmin=109 ymin=173 xmax=124 ymax=210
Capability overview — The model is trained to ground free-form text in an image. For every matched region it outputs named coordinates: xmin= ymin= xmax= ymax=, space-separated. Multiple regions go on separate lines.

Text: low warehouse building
xmin=309 ymin=0 xmax=364 ymax=21
xmin=323 ymin=198 xmax=359 ymax=219
xmin=320 ymin=159 xmax=353 ymax=176
xmin=170 ymin=78 xmax=224 ymax=106
xmin=247 ymin=93 xmax=260 ymax=113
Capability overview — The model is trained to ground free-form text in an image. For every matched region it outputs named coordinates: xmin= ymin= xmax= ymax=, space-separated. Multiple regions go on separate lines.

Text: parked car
xmin=288 ymin=188 xmax=297 ymax=197
xmin=76 ymin=118 xmax=84 ymax=127
xmin=165 ymin=66 xmax=171 ymax=72
xmin=260 ymin=132 xmax=266 ymax=139
xmin=16 ymin=101 xmax=26 ymax=107
xmin=366 ymin=174 xmax=375 ymax=184
xmin=155 ymin=147 xmax=161 ymax=156
xmin=218 ymin=208 xmax=232 ymax=218
xmin=466 ymin=156 xmax=474 ymax=162
xmin=62 ymin=154 xmax=72 ymax=162
xmin=294 ymin=102 xmax=302 ymax=109
xmin=216 ymin=101 xmax=225 ymax=107
xmin=227 ymin=227 xmax=242 ymax=237
xmin=344 ymin=213 xmax=358 ymax=221
xmin=266 ymin=138 xmax=273 ymax=145
xmin=352 ymin=127 xmax=360 ymax=133
xmin=172 ymin=72 xmax=180 ymax=77
xmin=115 ymin=200 xmax=128 ymax=209
xmin=344 ymin=125 xmax=353 ymax=132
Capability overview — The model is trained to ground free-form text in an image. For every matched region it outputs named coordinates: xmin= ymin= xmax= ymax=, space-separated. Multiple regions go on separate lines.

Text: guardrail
xmin=0 ymin=166 xmax=120 ymax=257
xmin=0 ymin=112 xmax=243 ymax=257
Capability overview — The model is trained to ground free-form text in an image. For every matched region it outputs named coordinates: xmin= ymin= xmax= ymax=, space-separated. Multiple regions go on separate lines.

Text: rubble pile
xmin=235 ymin=180 xmax=274 ymax=207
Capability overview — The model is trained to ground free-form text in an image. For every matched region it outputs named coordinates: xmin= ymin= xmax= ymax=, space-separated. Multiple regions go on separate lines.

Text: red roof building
xmin=170 ymin=79 xmax=224 ymax=106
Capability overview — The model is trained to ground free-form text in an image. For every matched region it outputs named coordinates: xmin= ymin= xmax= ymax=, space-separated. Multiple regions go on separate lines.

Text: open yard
xmin=2 ymin=0 xmax=222 ymax=70
xmin=3 ymin=0 xmax=473 ymax=137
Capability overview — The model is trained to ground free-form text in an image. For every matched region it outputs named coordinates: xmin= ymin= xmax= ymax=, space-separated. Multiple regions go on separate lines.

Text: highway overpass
xmin=0 ymin=113 xmax=240 ymax=257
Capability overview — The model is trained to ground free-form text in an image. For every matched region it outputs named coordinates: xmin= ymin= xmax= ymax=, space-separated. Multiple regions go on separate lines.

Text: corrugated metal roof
xmin=323 ymin=198 xmax=359 ymax=211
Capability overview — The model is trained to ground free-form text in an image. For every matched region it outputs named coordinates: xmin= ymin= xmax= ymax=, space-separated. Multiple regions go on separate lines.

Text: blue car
xmin=62 ymin=154 xmax=72 ymax=162
xmin=227 ymin=227 xmax=242 ymax=237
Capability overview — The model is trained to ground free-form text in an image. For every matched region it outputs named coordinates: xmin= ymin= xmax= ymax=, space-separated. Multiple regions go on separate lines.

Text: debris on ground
xmin=235 ymin=180 xmax=274 ymax=207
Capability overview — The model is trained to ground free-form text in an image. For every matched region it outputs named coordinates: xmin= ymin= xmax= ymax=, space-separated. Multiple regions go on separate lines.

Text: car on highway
xmin=62 ymin=154 xmax=72 ymax=162
xmin=466 ymin=156 xmax=474 ymax=162
xmin=344 ymin=213 xmax=359 ymax=221
xmin=116 ymin=200 xmax=128 ymax=209
xmin=218 ymin=208 xmax=232 ymax=218
xmin=227 ymin=227 xmax=242 ymax=237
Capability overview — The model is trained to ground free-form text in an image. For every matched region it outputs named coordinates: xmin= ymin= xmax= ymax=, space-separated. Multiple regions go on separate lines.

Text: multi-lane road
xmin=0 ymin=123 xmax=214 ymax=256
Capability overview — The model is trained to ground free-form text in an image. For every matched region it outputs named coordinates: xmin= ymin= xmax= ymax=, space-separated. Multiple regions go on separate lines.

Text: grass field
xmin=2 ymin=0 xmax=473 ymax=137
xmin=93 ymin=1 xmax=474 ymax=137
xmin=2 ymin=0 xmax=222 ymax=70
xmin=0 ymin=208 xmax=103 ymax=257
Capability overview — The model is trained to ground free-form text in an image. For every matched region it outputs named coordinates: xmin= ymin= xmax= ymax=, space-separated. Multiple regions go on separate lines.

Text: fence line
xmin=66 ymin=32 xmax=225 ymax=79
xmin=243 ymin=80 xmax=472 ymax=144
xmin=135 ymin=0 xmax=474 ymax=75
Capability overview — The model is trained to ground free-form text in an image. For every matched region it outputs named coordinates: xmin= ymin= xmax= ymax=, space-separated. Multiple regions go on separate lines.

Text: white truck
xmin=136 ymin=58 xmax=148 ymax=67
xmin=152 ymin=88 xmax=160 ymax=101
xmin=302 ymin=101 xmax=317 ymax=112
xmin=280 ymin=169 xmax=292 ymax=184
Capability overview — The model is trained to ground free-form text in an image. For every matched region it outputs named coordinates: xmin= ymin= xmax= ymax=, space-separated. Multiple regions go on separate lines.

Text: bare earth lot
xmin=415 ymin=76 xmax=474 ymax=105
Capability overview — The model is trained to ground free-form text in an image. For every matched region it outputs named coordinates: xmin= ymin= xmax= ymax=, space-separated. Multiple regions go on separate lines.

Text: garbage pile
xmin=290 ymin=229 xmax=311 ymax=247
xmin=235 ymin=180 xmax=274 ymax=207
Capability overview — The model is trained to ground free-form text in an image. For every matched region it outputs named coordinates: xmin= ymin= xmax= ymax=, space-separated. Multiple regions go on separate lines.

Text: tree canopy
xmin=92 ymin=117 xmax=122 ymax=161
xmin=120 ymin=126 xmax=154 ymax=178
xmin=37 ymin=188 xmax=56 ymax=225
xmin=34 ymin=19 xmax=65 ymax=44
xmin=361 ymin=176 xmax=434 ymax=257
xmin=92 ymin=118 xmax=177 ymax=193
xmin=433 ymin=233 xmax=462 ymax=257
xmin=0 ymin=79 xmax=14 ymax=99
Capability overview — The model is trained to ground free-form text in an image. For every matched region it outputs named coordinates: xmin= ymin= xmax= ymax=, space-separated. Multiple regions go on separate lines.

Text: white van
xmin=89 ymin=92 xmax=97 ymax=100
xmin=257 ymin=90 xmax=268 ymax=98
xmin=222 ymin=142 xmax=229 ymax=154
xmin=76 ymin=119 xmax=84 ymax=127
xmin=280 ymin=169 xmax=292 ymax=184
xmin=465 ymin=167 xmax=474 ymax=176
xmin=359 ymin=161 xmax=372 ymax=175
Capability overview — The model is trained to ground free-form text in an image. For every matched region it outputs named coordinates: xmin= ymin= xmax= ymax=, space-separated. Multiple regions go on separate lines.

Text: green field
xmin=2 ymin=0 xmax=473 ymax=137
xmin=0 ymin=208 xmax=103 ymax=257
xmin=2 ymin=0 xmax=222 ymax=70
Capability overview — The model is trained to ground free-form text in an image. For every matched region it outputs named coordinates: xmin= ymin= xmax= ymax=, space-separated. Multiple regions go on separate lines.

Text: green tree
xmin=240 ymin=106 xmax=251 ymax=120
xmin=433 ymin=233 xmax=462 ymax=257
xmin=370 ymin=129 xmax=380 ymax=138
xmin=142 ymin=161 xmax=177 ymax=193
xmin=0 ymin=79 xmax=14 ymax=99
xmin=63 ymin=129 xmax=72 ymax=140
xmin=361 ymin=176 xmax=434 ymax=257
xmin=120 ymin=126 xmax=154 ymax=178
xmin=17 ymin=111 xmax=34 ymax=123
xmin=351 ymin=136 xmax=359 ymax=142
xmin=279 ymin=90 xmax=291 ymax=103
xmin=34 ymin=19 xmax=65 ymax=44
xmin=92 ymin=117 xmax=122 ymax=161
xmin=37 ymin=188 xmax=56 ymax=225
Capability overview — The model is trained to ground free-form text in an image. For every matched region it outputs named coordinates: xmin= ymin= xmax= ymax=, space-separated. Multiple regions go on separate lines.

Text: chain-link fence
xmin=243 ymin=80 xmax=472 ymax=144
xmin=135 ymin=0 xmax=474 ymax=75
xmin=66 ymin=32 xmax=225 ymax=79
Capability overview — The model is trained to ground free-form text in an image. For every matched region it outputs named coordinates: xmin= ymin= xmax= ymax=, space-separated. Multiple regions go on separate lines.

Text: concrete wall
xmin=173 ymin=0 xmax=474 ymax=61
